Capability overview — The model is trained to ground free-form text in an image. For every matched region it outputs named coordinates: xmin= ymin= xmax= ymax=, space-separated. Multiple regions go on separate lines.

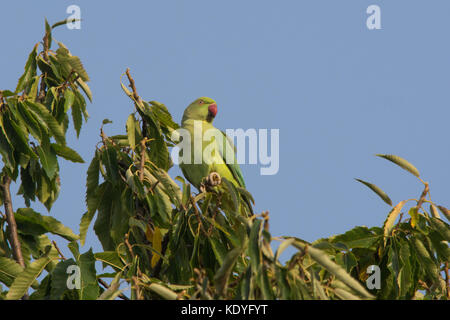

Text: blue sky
xmin=1 ymin=1 xmax=449 ymax=262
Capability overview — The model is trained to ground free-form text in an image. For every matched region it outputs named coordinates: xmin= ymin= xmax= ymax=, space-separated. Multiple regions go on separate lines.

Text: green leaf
xmin=25 ymin=101 xmax=66 ymax=145
xmin=0 ymin=257 xmax=24 ymax=287
xmin=45 ymin=18 xmax=52 ymax=49
xmin=412 ymin=237 xmax=439 ymax=282
xmin=126 ymin=114 xmax=136 ymax=150
xmin=50 ymin=258 xmax=78 ymax=300
xmin=274 ymin=238 xmax=295 ymax=262
xmin=214 ymin=248 xmax=242 ymax=294
xmin=15 ymin=208 xmax=79 ymax=241
xmin=51 ymin=143 xmax=84 ymax=163
xmin=437 ymin=206 xmax=450 ymax=222
xmin=383 ymin=200 xmax=407 ymax=246
xmin=7 ymin=118 xmax=37 ymax=160
xmin=376 ymin=154 xmax=420 ymax=178
xmin=147 ymin=283 xmax=177 ymax=300
xmin=71 ymin=100 xmax=82 ymax=137
xmin=15 ymin=43 xmax=38 ymax=93
xmin=6 ymin=251 xmax=55 ymax=299
xmin=248 ymin=219 xmax=262 ymax=274
xmin=79 ymin=210 xmax=95 ymax=247
xmin=85 ymin=152 xmax=100 ymax=213
xmin=78 ymin=249 xmax=99 ymax=300
xmin=147 ymin=164 xmax=182 ymax=207
xmin=335 ymin=252 xmax=357 ymax=274
xmin=17 ymin=101 xmax=42 ymax=142
xmin=97 ymin=272 xmax=123 ymax=300
xmin=63 ymin=89 xmax=75 ymax=112
xmin=94 ymin=251 xmax=125 ymax=271
xmin=75 ymin=78 xmax=92 ymax=102
xmin=329 ymin=226 xmax=380 ymax=249
xmin=355 ymin=178 xmax=392 ymax=206
xmin=36 ymin=139 xmax=58 ymax=179
xmin=429 ymin=217 xmax=450 ymax=242
xmin=408 ymin=207 xmax=419 ymax=228
xmin=102 ymin=147 xmax=119 ymax=185
xmin=56 ymin=45 xmax=89 ymax=82
xmin=293 ymin=241 xmax=374 ymax=299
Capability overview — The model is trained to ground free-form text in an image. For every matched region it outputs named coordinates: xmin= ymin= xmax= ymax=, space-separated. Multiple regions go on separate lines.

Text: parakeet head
xmin=182 ymin=97 xmax=217 ymax=124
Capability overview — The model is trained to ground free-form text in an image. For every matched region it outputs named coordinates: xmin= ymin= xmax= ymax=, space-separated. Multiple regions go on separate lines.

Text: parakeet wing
xmin=217 ymin=130 xmax=246 ymax=188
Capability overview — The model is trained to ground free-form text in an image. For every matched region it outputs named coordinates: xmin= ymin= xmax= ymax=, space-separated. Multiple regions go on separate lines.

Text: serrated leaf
xmin=94 ymin=251 xmax=125 ymax=270
xmin=6 ymin=252 xmax=54 ymax=299
xmin=50 ymin=258 xmax=78 ymax=300
xmin=78 ymin=249 xmax=99 ymax=300
xmin=71 ymin=100 xmax=82 ymax=137
xmin=51 ymin=143 xmax=84 ymax=163
xmin=36 ymin=139 xmax=58 ymax=179
xmin=15 ymin=208 xmax=79 ymax=241
xmin=0 ymin=257 xmax=24 ymax=287
xmin=15 ymin=43 xmax=38 ymax=93
xmin=25 ymin=101 xmax=66 ymax=145
xmin=79 ymin=210 xmax=95 ymax=247
xmin=76 ymin=78 xmax=92 ymax=102
xmin=63 ymin=89 xmax=75 ymax=112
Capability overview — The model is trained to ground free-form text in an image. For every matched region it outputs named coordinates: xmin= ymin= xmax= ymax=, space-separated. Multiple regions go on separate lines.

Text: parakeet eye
xmin=198 ymin=100 xmax=204 ymax=105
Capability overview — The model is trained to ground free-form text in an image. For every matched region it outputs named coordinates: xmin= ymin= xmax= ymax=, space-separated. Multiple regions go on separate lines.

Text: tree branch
xmin=1 ymin=175 xmax=25 ymax=268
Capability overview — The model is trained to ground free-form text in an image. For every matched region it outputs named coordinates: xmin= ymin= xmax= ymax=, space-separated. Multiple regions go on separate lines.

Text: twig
xmin=125 ymin=68 xmax=141 ymax=104
xmin=1 ymin=175 xmax=28 ymax=299
xmin=139 ymin=138 xmax=148 ymax=182
xmin=124 ymin=232 xmax=135 ymax=259
xmin=52 ymin=240 xmax=66 ymax=260
xmin=416 ymin=182 xmax=429 ymax=212
xmin=190 ymin=196 xmax=206 ymax=235
xmin=445 ymin=262 xmax=450 ymax=299
xmin=97 ymin=278 xmax=129 ymax=300
xmin=1 ymin=176 xmax=25 ymax=268
xmin=124 ymin=233 xmax=143 ymax=299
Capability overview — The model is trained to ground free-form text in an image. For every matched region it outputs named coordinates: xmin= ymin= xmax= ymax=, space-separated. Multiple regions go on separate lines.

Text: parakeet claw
xmin=206 ymin=172 xmax=222 ymax=187
xmin=199 ymin=172 xmax=222 ymax=193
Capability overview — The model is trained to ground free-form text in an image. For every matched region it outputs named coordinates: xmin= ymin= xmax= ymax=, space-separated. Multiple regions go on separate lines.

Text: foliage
xmin=0 ymin=19 xmax=448 ymax=300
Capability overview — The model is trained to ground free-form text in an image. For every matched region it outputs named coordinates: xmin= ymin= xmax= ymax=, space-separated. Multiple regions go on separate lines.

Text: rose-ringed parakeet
xmin=178 ymin=97 xmax=253 ymax=215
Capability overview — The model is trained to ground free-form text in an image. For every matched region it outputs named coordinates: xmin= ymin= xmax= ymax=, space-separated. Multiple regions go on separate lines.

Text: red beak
xmin=208 ymin=103 xmax=217 ymax=118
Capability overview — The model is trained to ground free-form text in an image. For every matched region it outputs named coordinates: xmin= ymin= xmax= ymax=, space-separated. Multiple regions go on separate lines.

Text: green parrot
xmin=178 ymin=97 xmax=253 ymax=214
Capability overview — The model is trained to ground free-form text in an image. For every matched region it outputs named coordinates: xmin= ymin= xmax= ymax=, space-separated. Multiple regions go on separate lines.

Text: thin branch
xmin=416 ymin=182 xmax=429 ymax=212
xmin=139 ymin=138 xmax=148 ymax=182
xmin=445 ymin=262 xmax=450 ymax=300
xmin=52 ymin=240 xmax=66 ymax=260
xmin=125 ymin=68 xmax=141 ymax=105
xmin=1 ymin=175 xmax=25 ymax=268
xmin=97 ymin=278 xmax=129 ymax=300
